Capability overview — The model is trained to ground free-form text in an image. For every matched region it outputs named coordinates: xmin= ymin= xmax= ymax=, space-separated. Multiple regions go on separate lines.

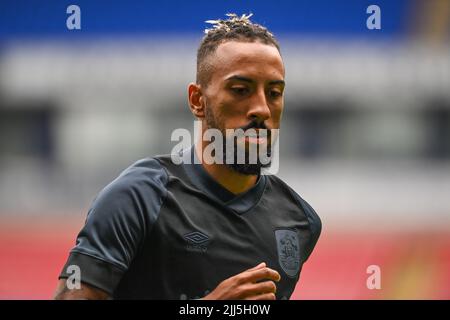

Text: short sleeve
xmin=59 ymin=158 xmax=168 ymax=295
xmin=297 ymin=196 xmax=322 ymax=263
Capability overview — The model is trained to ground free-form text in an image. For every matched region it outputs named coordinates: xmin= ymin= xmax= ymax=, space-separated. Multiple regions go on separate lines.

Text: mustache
xmin=238 ymin=120 xmax=268 ymax=131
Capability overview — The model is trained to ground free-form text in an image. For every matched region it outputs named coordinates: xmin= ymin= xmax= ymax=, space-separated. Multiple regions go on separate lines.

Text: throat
xmin=194 ymin=144 xmax=258 ymax=195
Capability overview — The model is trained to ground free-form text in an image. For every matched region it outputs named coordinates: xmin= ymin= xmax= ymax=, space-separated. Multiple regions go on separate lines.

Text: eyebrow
xmin=225 ymin=75 xmax=285 ymax=86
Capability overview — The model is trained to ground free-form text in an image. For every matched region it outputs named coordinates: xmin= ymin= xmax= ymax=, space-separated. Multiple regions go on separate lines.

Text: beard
xmin=204 ymin=107 xmax=272 ymax=176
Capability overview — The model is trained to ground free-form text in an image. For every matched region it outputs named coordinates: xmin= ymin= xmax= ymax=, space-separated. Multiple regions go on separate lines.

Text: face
xmin=202 ymin=41 xmax=285 ymax=133
xmin=199 ymin=41 xmax=285 ymax=174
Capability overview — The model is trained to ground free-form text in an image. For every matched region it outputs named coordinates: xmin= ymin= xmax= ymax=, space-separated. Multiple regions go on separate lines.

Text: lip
xmin=244 ymin=136 xmax=268 ymax=144
xmin=243 ymin=128 xmax=270 ymax=136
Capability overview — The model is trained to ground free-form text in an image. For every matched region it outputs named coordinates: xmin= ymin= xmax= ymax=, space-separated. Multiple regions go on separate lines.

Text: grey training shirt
xmin=59 ymin=147 xmax=322 ymax=299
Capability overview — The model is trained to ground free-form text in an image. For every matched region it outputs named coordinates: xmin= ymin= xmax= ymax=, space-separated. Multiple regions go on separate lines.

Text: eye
xmin=269 ymin=89 xmax=282 ymax=99
xmin=231 ymin=87 xmax=249 ymax=96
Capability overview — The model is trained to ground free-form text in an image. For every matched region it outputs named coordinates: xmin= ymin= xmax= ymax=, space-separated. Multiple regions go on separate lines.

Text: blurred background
xmin=0 ymin=0 xmax=449 ymax=299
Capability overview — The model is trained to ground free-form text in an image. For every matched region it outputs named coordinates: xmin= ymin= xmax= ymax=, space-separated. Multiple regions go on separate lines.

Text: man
xmin=54 ymin=13 xmax=321 ymax=300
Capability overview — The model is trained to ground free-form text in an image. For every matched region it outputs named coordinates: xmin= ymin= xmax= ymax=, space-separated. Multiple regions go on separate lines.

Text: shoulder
xmin=60 ymin=157 xmax=172 ymax=291
xmin=266 ymin=174 xmax=322 ymax=236
xmin=87 ymin=157 xmax=170 ymax=229
xmin=113 ymin=157 xmax=169 ymax=189
xmin=98 ymin=157 xmax=169 ymax=201
xmin=75 ymin=157 xmax=170 ymax=264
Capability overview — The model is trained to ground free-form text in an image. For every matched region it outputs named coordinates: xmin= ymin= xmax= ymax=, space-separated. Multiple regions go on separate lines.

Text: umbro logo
xmin=183 ymin=231 xmax=210 ymax=252
xmin=184 ymin=231 xmax=209 ymax=244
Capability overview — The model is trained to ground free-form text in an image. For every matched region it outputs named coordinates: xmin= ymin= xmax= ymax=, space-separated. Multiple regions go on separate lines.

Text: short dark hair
xmin=196 ymin=13 xmax=280 ymax=87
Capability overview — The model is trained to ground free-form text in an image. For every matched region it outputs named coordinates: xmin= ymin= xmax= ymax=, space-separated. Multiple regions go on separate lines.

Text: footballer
xmin=54 ymin=13 xmax=321 ymax=300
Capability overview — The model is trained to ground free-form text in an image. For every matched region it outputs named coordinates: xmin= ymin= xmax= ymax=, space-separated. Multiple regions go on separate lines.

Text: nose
xmin=247 ymin=88 xmax=271 ymax=122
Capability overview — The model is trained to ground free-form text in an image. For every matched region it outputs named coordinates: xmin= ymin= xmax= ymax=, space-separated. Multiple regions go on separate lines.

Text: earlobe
xmin=188 ymin=83 xmax=205 ymax=118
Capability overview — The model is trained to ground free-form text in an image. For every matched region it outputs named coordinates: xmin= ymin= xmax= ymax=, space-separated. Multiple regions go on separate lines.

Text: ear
xmin=188 ymin=83 xmax=205 ymax=119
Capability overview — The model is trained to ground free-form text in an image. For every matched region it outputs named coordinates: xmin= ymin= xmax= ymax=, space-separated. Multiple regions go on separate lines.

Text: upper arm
xmin=298 ymin=196 xmax=322 ymax=262
xmin=54 ymin=279 xmax=110 ymax=300
xmin=286 ymin=188 xmax=322 ymax=263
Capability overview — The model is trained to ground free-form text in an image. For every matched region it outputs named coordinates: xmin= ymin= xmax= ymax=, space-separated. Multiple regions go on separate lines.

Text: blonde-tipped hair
xmin=196 ymin=13 xmax=280 ymax=86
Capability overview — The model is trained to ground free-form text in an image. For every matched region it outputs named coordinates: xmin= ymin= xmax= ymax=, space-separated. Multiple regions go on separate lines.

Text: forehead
xmin=210 ymin=41 xmax=285 ymax=82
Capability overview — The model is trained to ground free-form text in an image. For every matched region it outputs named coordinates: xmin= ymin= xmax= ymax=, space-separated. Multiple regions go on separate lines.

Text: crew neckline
xmin=181 ymin=145 xmax=267 ymax=214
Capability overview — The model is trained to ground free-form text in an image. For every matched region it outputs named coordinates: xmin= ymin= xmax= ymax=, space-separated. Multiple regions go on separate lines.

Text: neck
xmin=194 ymin=141 xmax=258 ymax=195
